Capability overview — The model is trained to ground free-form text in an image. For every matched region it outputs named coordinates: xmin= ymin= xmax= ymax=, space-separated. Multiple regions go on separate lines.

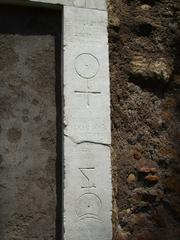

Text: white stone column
xmin=63 ymin=4 xmax=112 ymax=240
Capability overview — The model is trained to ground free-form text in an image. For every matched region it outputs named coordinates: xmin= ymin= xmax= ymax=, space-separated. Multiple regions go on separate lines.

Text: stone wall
xmin=108 ymin=0 xmax=180 ymax=239
xmin=0 ymin=6 xmax=61 ymax=240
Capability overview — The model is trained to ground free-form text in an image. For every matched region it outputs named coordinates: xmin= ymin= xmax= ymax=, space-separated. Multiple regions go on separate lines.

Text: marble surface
xmin=63 ymin=6 xmax=112 ymax=240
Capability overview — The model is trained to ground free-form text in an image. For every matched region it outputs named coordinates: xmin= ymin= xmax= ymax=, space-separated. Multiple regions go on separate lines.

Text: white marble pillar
xmin=63 ymin=4 xmax=112 ymax=240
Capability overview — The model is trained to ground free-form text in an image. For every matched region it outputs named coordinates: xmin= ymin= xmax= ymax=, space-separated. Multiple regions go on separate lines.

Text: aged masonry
xmin=63 ymin=4 xmax=112 ymax=240
xmin=0 ymin=0 xmax=112 ymax=240
xmin=109 ymin=0 xmax=180 ymax=239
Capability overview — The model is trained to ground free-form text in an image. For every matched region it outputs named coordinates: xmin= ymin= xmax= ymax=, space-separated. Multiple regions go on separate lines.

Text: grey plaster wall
xmin=0 ymin=6 xmax=61 ymax=240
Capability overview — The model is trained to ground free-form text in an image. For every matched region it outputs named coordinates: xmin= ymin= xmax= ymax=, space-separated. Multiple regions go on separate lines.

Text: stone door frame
xmin=0 ymin=1 xmax=112 ymax=239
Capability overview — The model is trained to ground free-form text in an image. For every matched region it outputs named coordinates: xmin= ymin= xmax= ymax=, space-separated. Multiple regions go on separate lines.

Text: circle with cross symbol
xmin=74 ymin=53 xmax=100 ymax=79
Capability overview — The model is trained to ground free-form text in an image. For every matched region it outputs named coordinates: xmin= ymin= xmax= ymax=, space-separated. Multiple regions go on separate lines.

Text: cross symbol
xmin=74 ymin=80 xmax=101 ymax=106
xmin=74 ymin=90 xmax=101 ymax=106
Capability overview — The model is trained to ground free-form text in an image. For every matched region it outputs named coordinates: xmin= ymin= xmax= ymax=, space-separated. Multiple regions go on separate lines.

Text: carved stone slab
xmin=0 ymin=0 xmax=107 ymax=10
xmin=63 ymin=6 xmax=112 ymax=240
xmin=0 ymin=0 xmax=112 ymax=238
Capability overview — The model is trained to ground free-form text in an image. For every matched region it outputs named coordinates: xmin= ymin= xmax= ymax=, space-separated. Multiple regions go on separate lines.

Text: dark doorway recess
xmin=0 ymin=5 xmax=63 ymax=240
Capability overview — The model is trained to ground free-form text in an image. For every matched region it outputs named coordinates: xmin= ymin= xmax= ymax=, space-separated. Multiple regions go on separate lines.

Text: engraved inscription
xmin=74 ymin=51 xmax=103 ymax=223
xmin=79 ymin=168 xmax=96 ymax=189
xmin=76 ymin=193 xmax=102 ymax=222
xmin=74 ymin=79 xmax=101 ymax=106
xmin=77 ymin=167 xmax=103 ymax=222
xmin=74 ymin=53 xmax=101 ymax=106
xmin=74 ymin=89 xmax=101 ymax=106
xmin=74 ymin=53 xmax=100 ymax=79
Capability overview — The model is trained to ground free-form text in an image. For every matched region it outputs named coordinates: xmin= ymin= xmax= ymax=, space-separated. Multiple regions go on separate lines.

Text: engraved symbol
xmin=74 ymin=53 xmax=101 ymax=106
xmin=76 ymin=193 xmax=102 ymax=222
xmin=74 ymin=81 xmax=101 ymax=106
xmin=79 ymin=168 xmax=96 ymax=189
xmin=74 ymin=53 xmax=100 ymax=79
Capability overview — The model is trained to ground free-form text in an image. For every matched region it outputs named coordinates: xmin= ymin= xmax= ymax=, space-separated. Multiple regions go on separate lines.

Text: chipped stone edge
xmin=0 ymin=0 xmax=107 ymax=10
xmin=64 ymin=134 xmax=111 ymax=148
